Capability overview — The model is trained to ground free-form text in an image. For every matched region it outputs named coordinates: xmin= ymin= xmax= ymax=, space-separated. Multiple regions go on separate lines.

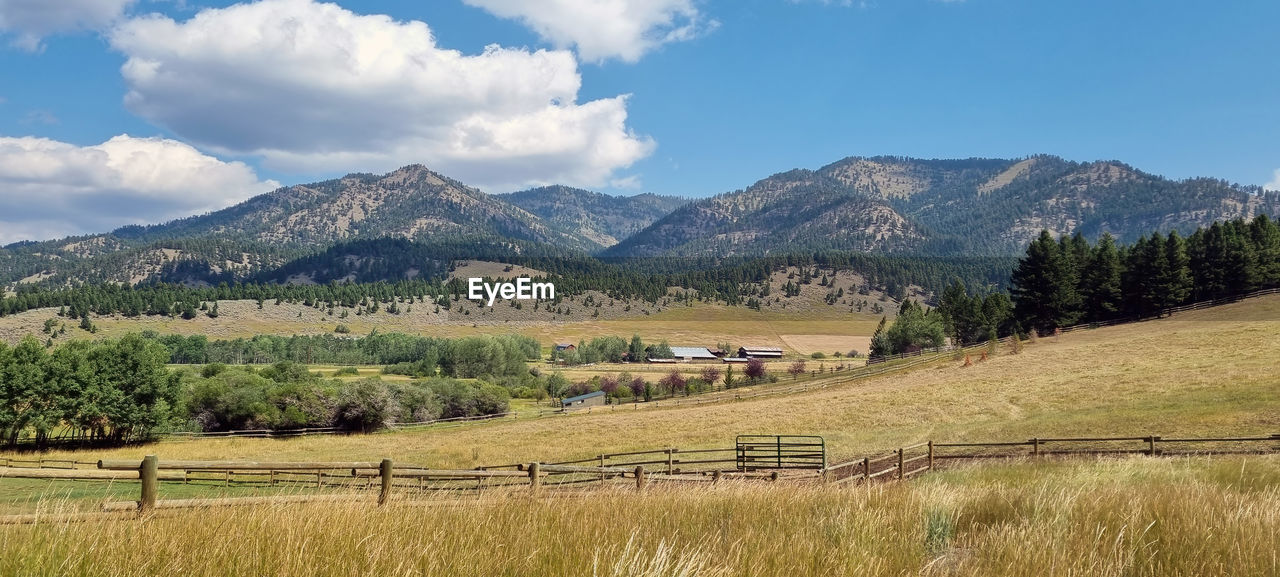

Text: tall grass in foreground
xmin=0 ymin=456 xmax=1275 ymax=577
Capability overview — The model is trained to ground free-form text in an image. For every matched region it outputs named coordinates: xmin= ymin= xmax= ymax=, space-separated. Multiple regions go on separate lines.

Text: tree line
xmin=1009 ymin=216 xmax=1280 ymax=333
xmin=867 ymin=215 xmax=1280 ymax=357
xmin=0 ymin=335 xmax=179 ymax=446
xmin=148 ymin=332 xmax=539 ymax=378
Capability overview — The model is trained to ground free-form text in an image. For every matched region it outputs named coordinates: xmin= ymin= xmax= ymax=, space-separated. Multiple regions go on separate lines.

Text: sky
xmin=0 ymin=0 xmax=1278 ymax=243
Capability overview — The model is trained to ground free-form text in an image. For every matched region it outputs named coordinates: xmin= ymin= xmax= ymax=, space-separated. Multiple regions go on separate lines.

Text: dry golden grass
xmin=1 ymin=456 xmax=1276 ymax=576
xmin=2 ymin=297 xmax=1280 ymax=575
xmin=777 ymin=334 xmax=871 ymax=356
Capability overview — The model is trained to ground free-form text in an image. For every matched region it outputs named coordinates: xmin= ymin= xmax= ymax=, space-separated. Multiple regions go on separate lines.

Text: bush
xmin=474 ymin=383 xmax=511 ymax=415
xmin=334 ymin=324 xmax=351 ymax=334
xmin=810 ymin=352 xmax=826 ymax=359
xmin=333 ymin=378 xmax=398 ymax=433
xmin=333 ymin=366 xmax=360 ymax=377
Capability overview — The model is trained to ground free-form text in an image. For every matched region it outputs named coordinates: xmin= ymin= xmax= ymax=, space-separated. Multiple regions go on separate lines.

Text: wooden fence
xmin=2 ymin=432 xmax=1277 ymax=523
xmin=820 ymin=433 xmax=1280 ymax=483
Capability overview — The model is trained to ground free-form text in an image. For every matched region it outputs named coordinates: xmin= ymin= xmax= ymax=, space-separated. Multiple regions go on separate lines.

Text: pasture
xmin=0 ymin=457 xmax=1276 ymax=576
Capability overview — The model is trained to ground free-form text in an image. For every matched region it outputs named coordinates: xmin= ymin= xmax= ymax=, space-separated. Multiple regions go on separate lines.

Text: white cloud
xmin=107 ymin=0 xmax=655 ymax=192
xmin=0 ymin=134 xmax=279 ymax=243
xmin=1267 ymin=169 xmax=1280 ymax=192
xmin=464 ymin=0 xmax=711 ymax=63
xmin=0 ymin=0 xmax=135 ymax=50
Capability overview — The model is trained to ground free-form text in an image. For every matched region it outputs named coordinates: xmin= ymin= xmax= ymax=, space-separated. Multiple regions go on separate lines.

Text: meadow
xmin=18 ymin=294 xmax=1277 ymax=469
xmin=0 ymin=457 xmax=1275 ymax=576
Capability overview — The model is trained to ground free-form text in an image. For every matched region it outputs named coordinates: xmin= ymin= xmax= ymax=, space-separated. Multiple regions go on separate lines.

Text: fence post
xmin=528 ymin=462 xmax=541 ymax=493
xmin=1032 ymin=438 xmax=1040 ymax=457
xmin=897 ymin=448 xmax=904 ymax=480
xmin=139 ymin=455 xmax=158 ymax=514
xmin=1148 ymin=436 xmax=1158 ymax=456
xmin=378 ymin=459 xmax=393 ymax=505
xmin=634 ymin=466 xmax=645 ymax=490
xmin=666 ymin=449 xmax=674 ymax=475
xmin=713 ymin=470 xmax=722 ymax=484
xmin=927 ymin=441 xmax=934 ymax=471
xmin=862 ymin=457 xmax=870 ymax=483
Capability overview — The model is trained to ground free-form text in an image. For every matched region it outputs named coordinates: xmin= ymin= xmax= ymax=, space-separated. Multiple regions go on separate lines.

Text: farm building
xmin=554 ymin=343 xmax=576 ymax=353
xmin=669 ymin=347 xmax=719 ymax=362
xmin=721 ymin=357 xmax=750 ymax=363
xmin=738 ymin=347 xmax=784 ymax=359
xmin=561 ymin=390 xmax=605 ymax=410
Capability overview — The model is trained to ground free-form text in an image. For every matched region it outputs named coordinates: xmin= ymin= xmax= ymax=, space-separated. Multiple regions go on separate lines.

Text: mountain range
xmin=2 ymin=155 xmax=1277 ymax=287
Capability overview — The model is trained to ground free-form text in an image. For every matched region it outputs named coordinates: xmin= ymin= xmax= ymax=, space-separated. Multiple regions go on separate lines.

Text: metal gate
xmin=735 ymin=435 xmax=826 ymax=471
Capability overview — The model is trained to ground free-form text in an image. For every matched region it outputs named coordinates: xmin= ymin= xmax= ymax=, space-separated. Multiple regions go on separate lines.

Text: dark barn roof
xmin=562 ymin=391 xmax=606 ymax=404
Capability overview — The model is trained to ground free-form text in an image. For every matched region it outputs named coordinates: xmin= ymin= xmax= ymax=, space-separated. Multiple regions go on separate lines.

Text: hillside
xmin=0 ymin=166 xmax=601 ymax=286
xmin=605 ymin=169 xmax=925 ymax=257
xmin=4 ymin=155 xmax=1277 ymax=287
xmin=496 ymin=186 xmax=688 ymax=248
xmin=608 ymin=155 xmax=1280 ymax=257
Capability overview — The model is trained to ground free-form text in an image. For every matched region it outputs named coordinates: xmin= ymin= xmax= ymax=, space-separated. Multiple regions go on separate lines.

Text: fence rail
xmin=3 ymin=430 xmax=1277 ymax=523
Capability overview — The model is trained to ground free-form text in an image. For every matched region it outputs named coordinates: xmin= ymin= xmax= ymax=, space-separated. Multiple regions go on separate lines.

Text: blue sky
xmin=0 ymin=0 xmax=1277 ymax=242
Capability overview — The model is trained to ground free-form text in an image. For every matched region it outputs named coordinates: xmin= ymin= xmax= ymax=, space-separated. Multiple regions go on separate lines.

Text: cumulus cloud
xmin=463 ymin=0 xmax=711 ymax=63
xmin=0 ymin=0 xmax=135 ymax=50
xmin=0 ymin=134 xmax=279 ymax=243
xmin=1267 ymin=169 xmax=1280 ymax=192
xmin=107 ymin=0 xmax=655 ymax=191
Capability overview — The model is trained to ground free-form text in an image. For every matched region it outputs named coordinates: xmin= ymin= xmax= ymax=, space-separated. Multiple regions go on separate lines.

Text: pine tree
xmin=1159 ymin=230 xmax=1192 ymax=312
xmin=1011 ymin=230 xmax=1082 ymax=333
xmin=1081 ymin=233 xmax=1123 ymax=321
xmin=869 ymin=316 xmax=890 ymax=358
xmin=1249 ymin=214 xmax=1280 ymax=287
xmin=1139 ymin=232 xmax=1170 ymax=317
xmin=1223 ymin=220 xmax=1259 ymax=295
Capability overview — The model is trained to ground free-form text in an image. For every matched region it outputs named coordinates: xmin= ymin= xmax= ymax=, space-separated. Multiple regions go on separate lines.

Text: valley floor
xmin=1 ymin=295 xmax=1278 ymax=575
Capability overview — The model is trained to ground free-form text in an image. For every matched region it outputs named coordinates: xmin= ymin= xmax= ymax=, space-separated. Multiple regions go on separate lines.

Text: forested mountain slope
xmin=497 ymin=186 xmax=688 ymax=248
xmin=608 ymin=155 xmax=1280 ymax=257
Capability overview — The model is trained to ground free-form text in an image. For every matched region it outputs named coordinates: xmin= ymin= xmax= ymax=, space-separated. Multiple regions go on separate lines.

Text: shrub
xmin=333 ymin=366 xmax=360 ymax=377
xmin=659 ymin=370 xmax=687 ymax=394
xmin=334 ymin=324 xmax=351 ymax=334
xmin=810 ymin=352 xmax=826 ymax=359
xmin=333 ymin=378 xmax=398 ymax=433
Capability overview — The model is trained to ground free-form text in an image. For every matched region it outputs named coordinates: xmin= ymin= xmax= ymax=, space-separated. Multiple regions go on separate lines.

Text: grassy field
xmin=1 ymin=296 xmax=1278 ymax=575
xmin=1 ymin=456 xmax=1275 ymax=576
xmin=17 ymin=294 xmax=1276 ymax=469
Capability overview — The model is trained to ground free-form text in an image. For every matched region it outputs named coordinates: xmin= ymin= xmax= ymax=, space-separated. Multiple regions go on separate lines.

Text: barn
xmin=738 ymin=347 xmax=784 ymax=359
xmin=669 ymin=347 xmax=719 ymax=362
xmin=561 ymin=390 xmax=606 ymax=410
